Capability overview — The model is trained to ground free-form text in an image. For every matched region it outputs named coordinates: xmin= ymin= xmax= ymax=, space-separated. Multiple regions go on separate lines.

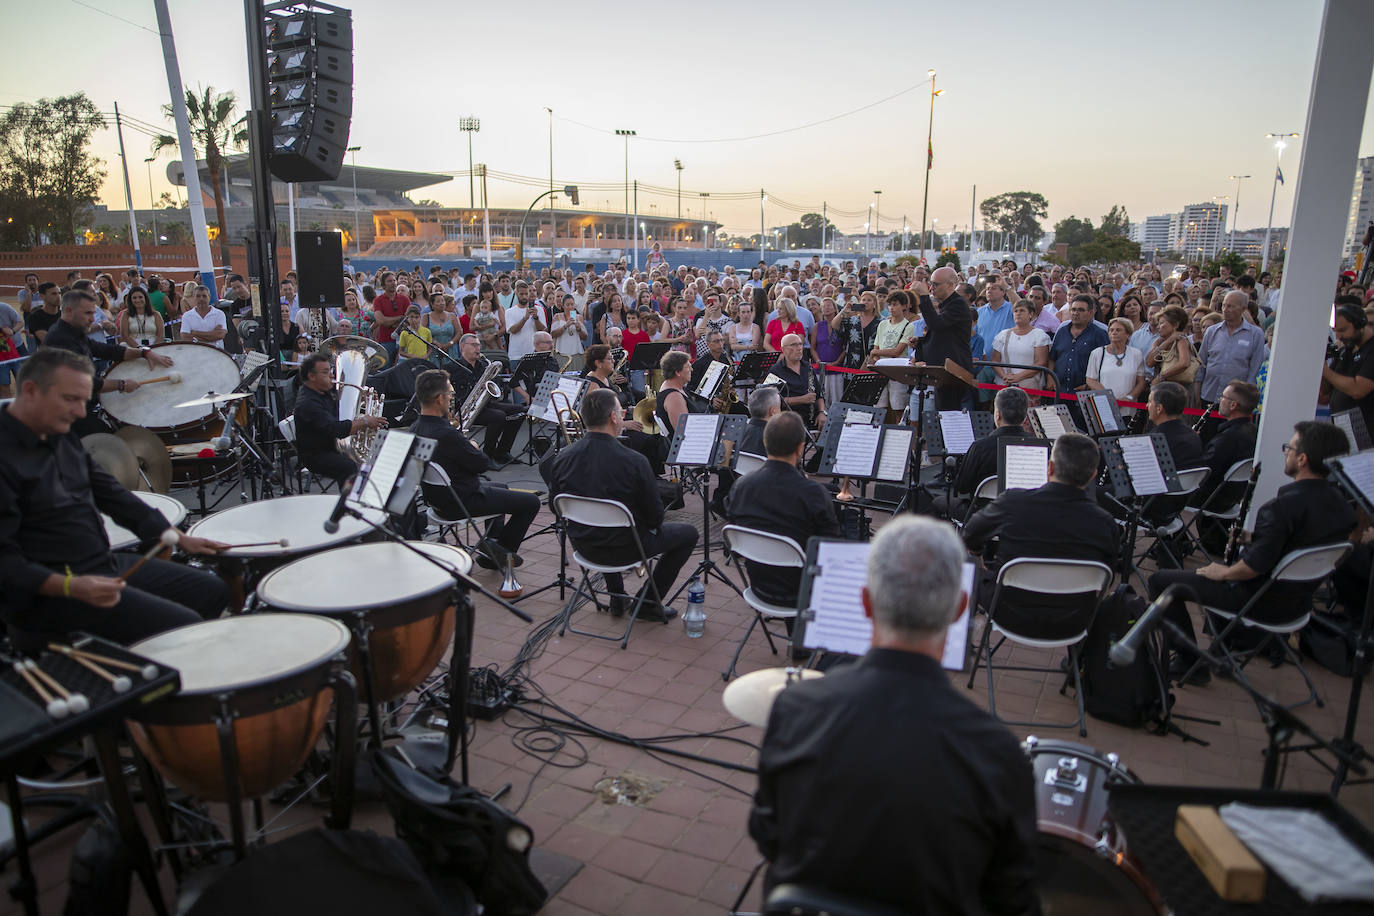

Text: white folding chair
xmin=721 ymin=525 xmax=806 ymax=682
xmin=960 ymin=475 xmax=1001 ymax=526
xmin=420 ymin=463 xmax=502 ymax=552
xmin=1185 ymin=458 xmax=1255 ymax=562
xmin=1135 ymin=466 xmax=1211 ymax=572
xmin=967 ymin=558 xmax=1114 ymax=736
xmin=734 ymin=452 xmax=767 ymax=477
xmin=552 ymin=494 xmax=668 ymax=649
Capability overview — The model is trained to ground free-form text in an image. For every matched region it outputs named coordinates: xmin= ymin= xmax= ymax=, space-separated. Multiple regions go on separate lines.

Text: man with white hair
xmin=911 ymin=265 xmax=974 ymax=409
xmin=1195 ymin=289 xmax=1268 ymax=403
xmin=750 ymin=515 xmax=1037 ymax=913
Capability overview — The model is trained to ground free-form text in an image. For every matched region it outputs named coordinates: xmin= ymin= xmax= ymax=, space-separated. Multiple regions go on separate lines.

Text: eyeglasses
xmin=1281 ymin=443 xmax=1294 ymax=454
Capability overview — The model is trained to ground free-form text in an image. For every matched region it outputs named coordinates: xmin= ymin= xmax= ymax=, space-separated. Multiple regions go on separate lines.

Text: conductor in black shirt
xmin=545 ymin=388 xmax=697 ymax=621
xmin=750 ymin=515 xmax=1038 ymax=914
xmin=910 ymin=266 xmax=973 ymax=410
xmin=293 ymin=352 xmax=387 ymax=487
xmin=411 ymin=370 xmax=539 ymax=567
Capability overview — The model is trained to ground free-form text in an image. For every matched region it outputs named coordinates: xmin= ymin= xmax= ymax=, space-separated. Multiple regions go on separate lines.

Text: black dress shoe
xmin=605 ymin=595 xmax=627 ymax=617
xmin=633 ymin=601 xmax=678 ymax=623
xmin=492 ymin=451 xmax=515 ymax=466
xmin=1168 ymin=654 xmax=1212 ymax=687
xmin=475 ymin=537 xmax=507 ymax=570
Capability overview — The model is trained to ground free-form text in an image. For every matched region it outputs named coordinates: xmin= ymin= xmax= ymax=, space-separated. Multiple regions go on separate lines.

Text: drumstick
xmin=11 ymin=660 xmax=68 ymax=718
xmin=60 ymin=653 xmax=133 ymax=694
xmin=118 ymin=530 xmax=180 ymax=583
xmin=219 ymin=538 xmax=290 ymax=550
xmin=52 ymin=644 xmax=158 ymax=681
xmin=137 ymin=372 xmax=182 ymax=386
xmin=25 ymin=661 xmax=90 ymax=714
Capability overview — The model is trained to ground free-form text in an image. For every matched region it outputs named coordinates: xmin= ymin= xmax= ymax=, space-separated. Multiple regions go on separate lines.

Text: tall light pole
xmin=919 ymin=69 xmax=943 ymax=262
xmin=459 ymin=117 xmax=480 ymax=208
xmin=616 ymin=129 xmax=635 ymax=250
xmin=873 ymin=190 xmax=882 ymax=254
xmin=1262 ymin=132 xmax=1299 ymax=273
xmin=347 ymin=145 xmax=361 ymax=255
xmin=1227 ymin=174 xmax=1251 ymax=252
xmin=760 ymin=190 xmax=766 ymax=261
xmin=674 ymin=159 xmax=683 ymax=218
xmin=143 ymin=156 xmax=158 ymax=245
xmin=1212 ymin=196 xmax=1229 ymax=261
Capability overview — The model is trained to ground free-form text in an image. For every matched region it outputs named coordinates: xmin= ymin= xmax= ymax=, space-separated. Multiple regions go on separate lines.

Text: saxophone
xmin=303 ymin=306 xmax=329 ymax=349
xmin=336 ymin=348 xmax=383 ymax=463
xmin=456 ymin=359 xmax=503 ymax=434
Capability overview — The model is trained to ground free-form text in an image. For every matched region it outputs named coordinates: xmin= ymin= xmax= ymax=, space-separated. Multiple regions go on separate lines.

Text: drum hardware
xmin=117 ymin=530 xmax=180 ymax=582
xmin=81 ymin=432 xmax=142 ymax=490
xmin=115 ymin=425 xmax=174 ymax=493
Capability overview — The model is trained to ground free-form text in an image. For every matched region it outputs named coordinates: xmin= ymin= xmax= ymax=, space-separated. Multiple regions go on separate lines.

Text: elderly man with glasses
xmin=910 ymin=266 xmax=974 ymax=410
xmin=769 ymin=333 xmax=826 ymax=430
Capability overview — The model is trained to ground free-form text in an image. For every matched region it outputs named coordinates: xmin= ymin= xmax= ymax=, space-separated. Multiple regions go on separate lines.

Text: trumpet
xmin=551 ymin=389 xmax=584 ymax=444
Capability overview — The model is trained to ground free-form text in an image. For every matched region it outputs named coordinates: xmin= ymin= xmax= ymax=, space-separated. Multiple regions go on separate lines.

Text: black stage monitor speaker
xmin=295 ymin=231 xmax=345 ymax=309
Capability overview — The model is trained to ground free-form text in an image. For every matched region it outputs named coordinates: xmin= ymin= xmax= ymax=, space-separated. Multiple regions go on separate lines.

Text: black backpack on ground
xmin=1078 ymin=584 xmax=1172 ymax=730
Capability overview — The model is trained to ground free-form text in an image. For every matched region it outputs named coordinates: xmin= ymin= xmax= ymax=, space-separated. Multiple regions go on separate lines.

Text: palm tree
xmin=153 ymin=85 xmax=246 ymax=270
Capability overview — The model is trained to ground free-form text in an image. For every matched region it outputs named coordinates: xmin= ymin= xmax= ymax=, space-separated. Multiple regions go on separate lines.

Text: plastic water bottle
xmin=684 ymin=577 xmax=706 ymax=638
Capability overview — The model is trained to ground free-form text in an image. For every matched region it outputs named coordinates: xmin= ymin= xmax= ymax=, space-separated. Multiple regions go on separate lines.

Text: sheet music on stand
xmin=1082 ymin=390 xmax=1125 ymax=437
xmin=529 ymin=371 xmax=587 ymax=425
xmin=694 ymin=359 xmax=730 ymax=401
xmin=1031 ymin=404 xmax=1079 ymax=441
xmin=817 ymin=403 xmax=885 ymax=465
xmin=794 ymin=538 xmax=973 ymax=671
xmin=874 ymin=426 xmax=915 ymax=483
xmin=926 ymin=410 xmax=995 ymax=457
xmin=350 ymin=429 xmax=436 ymax=516
xmin=1330 ymin=408 xmax=1372 ymax=455
xmin=998 ymin=438 xmax=1051 ymax=492
xmin=1098 ymin=432 xmax=1182 ymax=501
xmin=1332 ymin=451 xmax=1374 ymax=516
xmin=239 ymin=351 xmax=273 ymax=392
xmin=665 ymin=413 xmax=749 ymax=467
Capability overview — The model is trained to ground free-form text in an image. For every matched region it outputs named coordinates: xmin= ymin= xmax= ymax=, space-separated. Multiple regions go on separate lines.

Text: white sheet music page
xmin=360 ymin=430 xmax=412 ymax=508
xmin=697 ymin=360 xmax=727 ymax=398
xmin=1120 ymin=435 xmax=1168 ymax=495
xmin=939 ymin=411 xmax=976 ymax=455
xmin=940 ymin=563 xmax=976 ymax=671
xmin=1003 ymin=444 xmax=1048 ymax=490
xmin=1333 ymin=413 xmax=1359 ymax=455
xmin=803 ymin=541 xmax=871 ymax=655
xmin=834 ymin=420 xmax=881 ymax=476
xmin=1339 ymin=451 xmax=1374 ymax=504
xmin=876 ymin=428 xmax=913 ymax=481
xmin=674 ymin=413 xmax=719 ymax=465
xmin=1034 ymin=406 xmax=1068 ymax=440
xmin=1091 ymin=393 xmax=1119 ymax=432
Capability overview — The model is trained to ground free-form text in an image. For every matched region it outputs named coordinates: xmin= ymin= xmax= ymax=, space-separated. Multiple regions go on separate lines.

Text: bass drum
xmin=101 ymin=342 xmax=242 ymax=434
xmin=1025 ymin=738 xmax=1163 ymax=916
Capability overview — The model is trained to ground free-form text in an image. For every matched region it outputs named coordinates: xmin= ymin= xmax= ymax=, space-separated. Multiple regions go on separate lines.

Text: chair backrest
xmin=277 ymin=416 xmax=296 ymax=442
xmin=735 ymin=452 xmax=767 ymax=477
xmin=1271 ymin=542 xmax=1354 ymax=583
xmin=723 ymin=525 xmax=805 ymax=569
xmin=1223 ymin=457 xmax=1254 ymax=484
xmin=971 ymin=475 xmax=1000 ymax=501
xmin=1174 ymin=466 xmax=1210 ymax=495
xmin=421 ymin=462 xmax=451 ymax=487
xmin=997 ymin=557 xmax=1114 ymax=597
xmin=552 ymin=494 xmax=634 ymax=530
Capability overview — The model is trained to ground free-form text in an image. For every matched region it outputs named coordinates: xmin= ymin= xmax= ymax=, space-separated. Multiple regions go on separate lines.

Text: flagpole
xmin=919 ymin=70 xmax=939 ymax=264
xmin=1262 ymin=132 xmax=1298 ymax=273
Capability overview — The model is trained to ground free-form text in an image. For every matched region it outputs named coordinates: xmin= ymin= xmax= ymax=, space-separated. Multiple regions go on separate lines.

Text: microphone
xmin=1108 ymin=583 xmax=1192 ymax=666
xmin=323 ymin=475 xmax=356 ymax=534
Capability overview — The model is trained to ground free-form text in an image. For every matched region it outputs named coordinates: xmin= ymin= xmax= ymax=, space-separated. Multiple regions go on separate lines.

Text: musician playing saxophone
xmin=449 ymin=333 xmax=523 ymax=466
xmin=293 ymin=352 xmax=386 ymax=486
xmin=1146 ymin=421 xmax=1356 ymax=686
xmin=411 ymin=369 xmax=538 ymax=568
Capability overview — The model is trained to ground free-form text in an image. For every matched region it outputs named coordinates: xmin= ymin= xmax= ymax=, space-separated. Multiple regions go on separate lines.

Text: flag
xmin=1276 ymin=165 xmax=1285 ymax=186
xmin=927 ymin=139 xmax=934 ymax=170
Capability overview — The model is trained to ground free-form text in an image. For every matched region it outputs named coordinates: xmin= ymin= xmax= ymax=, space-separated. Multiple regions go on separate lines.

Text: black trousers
xmin=300 ymin=449 xmax=358 ymax=487
xmin=434 ymin=484 xmax=541 ymax=555
xmin=476 ymin=402 xmax=523 ymax=458
xmin=1147 ymin=569 xmax=1266 ymax=660
xmin=578 ymin=523 xmax=699 ymax=605
xmin=12 ymin=555 xmax=228 ymax=646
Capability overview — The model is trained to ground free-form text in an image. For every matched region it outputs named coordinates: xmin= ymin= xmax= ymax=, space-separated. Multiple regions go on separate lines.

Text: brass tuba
xmin=336 ymin=348 xmax=383 ymax=463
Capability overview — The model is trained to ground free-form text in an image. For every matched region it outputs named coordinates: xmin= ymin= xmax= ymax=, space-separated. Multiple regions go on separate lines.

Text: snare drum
xmin=255 ymin=542 xmax=472 ymax=704
xmin=101 ymin=342 xmax=242 ymax=434
xmin=128 ymin=614 xmax=352 ymax=803
xmin=101 ymin=492 xmax=188 ymax=551
xmin=1025 ymin=737 xmax=1162 ymax=915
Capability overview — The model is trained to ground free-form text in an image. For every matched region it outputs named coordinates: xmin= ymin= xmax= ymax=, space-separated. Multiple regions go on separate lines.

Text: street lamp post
xmin=873 ymin=190 xmax=881 ymax=255
xmin=1227 ymin=174 xmax=1251 ymax=252
xmin=347 ymin=145 xmax=361 ymax=255
xmin=459 ymin=117 xmax=480 ymax=208
xmin=616 ymin=129 xmax=635 ymax=251
xmin=1262 ymin=132 xmax=1299 ymax=273
xmin=919 ymin=69 xmax=943 ymax=263
xmin=517 ymin=185 xmax=579 ymax=268
xmin=760 ymin=191 xmax=766 ymax=262
xmin=674 ymin=159 xmax=683 ymax=218
xmin=143 ymin=157 xmax=158 ymax=244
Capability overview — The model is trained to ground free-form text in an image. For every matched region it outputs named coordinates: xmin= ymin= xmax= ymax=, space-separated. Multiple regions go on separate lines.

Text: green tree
xmin=935 ymin=249 xmax=962 ymax=272
xmin=153 ymin=85 xmax=246 ymax=269
xmin=1076 ymin=232 xmax=1141 ymax=266
xmin=786 ymin=212 xmax=835 ymax=249
xmin=979 ymin=191 xmax=1049 ymax=246
xmin=1054 ymin=215 xmax=1095 ymax=250
xmin=1100 ymin=204 xmax=1130 ymax=238
xmin=0 ymin=93 xmax=106 ymax=246
xmin=1205 ymin=251 xmax=1250 ymax=277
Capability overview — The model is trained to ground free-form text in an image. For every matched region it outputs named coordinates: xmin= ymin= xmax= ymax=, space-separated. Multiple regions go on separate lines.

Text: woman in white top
xmin=729 ymin=298 xmax=761 ymax=355
xmin=991 ymin=302 xmax=1051 ymax=388
xmin=119 ymin=286 xmax=164 ymax=348
xmin=1086 ymin=317 xmax=1146 ymax=412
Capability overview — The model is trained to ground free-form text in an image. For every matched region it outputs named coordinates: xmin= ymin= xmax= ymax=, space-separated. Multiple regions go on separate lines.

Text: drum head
xmin=102 ymin=492 xmax=189 ymax=551
xmin=131 ymin=614 xmax=350 ymax=695
xmin=256 ymin=542 xmax=473 ymax=612
xmin=102 ymin=342 xmax=242 ymax=431
xmin=186 ymin=494 xmax=388 ymax=557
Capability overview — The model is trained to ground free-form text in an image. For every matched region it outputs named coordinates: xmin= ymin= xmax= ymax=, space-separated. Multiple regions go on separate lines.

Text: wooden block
xmin=1175 ymin=804 xmax=1266 ymax=902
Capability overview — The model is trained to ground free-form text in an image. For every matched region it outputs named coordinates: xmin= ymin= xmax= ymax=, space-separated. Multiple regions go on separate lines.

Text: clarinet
xmin=1224 ymin=461 xmax=1263 ymax=565
xmin=1191 ymin=399 xmax=1214 ymax=433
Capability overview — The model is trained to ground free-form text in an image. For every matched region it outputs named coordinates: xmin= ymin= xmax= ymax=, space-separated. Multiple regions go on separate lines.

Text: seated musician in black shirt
xmin=768 ymin=333 xmax=827 ymax=430
xmin=1148 ymin=421 xmax=1357 ymax=685
xmin=410 ymin=370 xmax=539 ymax=568
xmin=293 ymin=352 xmax=388 ymax=487
xmin=1196 ymin=379 xmax=1258 ymax=507
xmin=963 ymin=432 xmax=1119 ymax=638
xmin=582 ymin=343 xmax=665 ymax=474
xmin=0 ymin=349 xmax=228 ymax=644
xmin=546 ymin=388 xmax=697 ymax=621
xmin=750 ymin=515 xmax=1038 ymax=914
xmin=726 ymin=412 xmax=839 ymax=606
xmin=1147 ymin=381 xmax=1203 ymax=469
xmin=942 ymin=386 xmax=1031 ymax=518
xmin=654 ymin=350 xmax=695 ymax=437
xmin=739 ymin=386 xmax=781 ymax=457
xmin=448 ymin=333 xmax=523 ymax=466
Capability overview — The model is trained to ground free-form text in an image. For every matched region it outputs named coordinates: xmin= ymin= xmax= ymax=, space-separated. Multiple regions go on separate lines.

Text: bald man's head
xmin=930 ymin=266 xmax=959 ymax=298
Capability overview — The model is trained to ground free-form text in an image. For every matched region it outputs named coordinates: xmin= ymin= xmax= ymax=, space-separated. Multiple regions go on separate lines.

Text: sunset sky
xmin=3 ymin=0 xmax=1372 ymax=240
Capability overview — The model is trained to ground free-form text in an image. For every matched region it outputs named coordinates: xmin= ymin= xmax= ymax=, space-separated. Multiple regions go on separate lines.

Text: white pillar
xmin=1252 ymin=0 xmax=1374 ymax=521
xmin=287 ymin=182 xmax=297 ymax=271
xmin=113 ymin=102 xmax=142 ymax=270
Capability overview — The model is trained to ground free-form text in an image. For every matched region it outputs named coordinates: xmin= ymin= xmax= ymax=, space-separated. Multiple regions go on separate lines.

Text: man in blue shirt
xmin=974 ymin=278 xmax=1016 ymax=344
xmin=1196 ymin=290 xmax=1267 ymax=403
xmin=1049 ymin=294 xmax=1109 ymax=393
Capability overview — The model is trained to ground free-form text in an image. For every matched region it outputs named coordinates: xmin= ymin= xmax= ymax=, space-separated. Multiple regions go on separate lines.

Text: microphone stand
xmin=333 ymin=503 xmax=532 ymax=786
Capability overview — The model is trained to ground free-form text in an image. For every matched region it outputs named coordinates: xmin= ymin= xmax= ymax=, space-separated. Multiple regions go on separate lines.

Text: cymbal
xmin=115 ymin=426 xmax=173 ymax=493
xmin=722 ymin=667 xmax=824 ymax=728
xmin=321 ymin=335 xmax=389 ymax=372
xmin=81 ymin=433 xmax=141 ymax=491
xmin=173 ymin=390 xmax=252 ymax=410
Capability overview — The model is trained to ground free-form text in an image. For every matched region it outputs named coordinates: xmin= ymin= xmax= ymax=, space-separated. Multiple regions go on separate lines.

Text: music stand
xmin=735 ymin=350 xmax=781 ymax=383
xmin=1330 ymin=407 xmax=1372 ymax=455
xmin=1081 ymin=389 xmax=1127 ymax=438
xmin=838 ymin=371 xmax=884 ymax=406
xmin=1030 ymin=403 xmax=1082 ymax=440
xmin=628 ymin=341 xmax=671 ymax=374
xmin=997 ymin=437 xmax=1052 ymax=492
xmin=528 ymin=371 xmax=587 ymax=442
xmin=663 ymin=413 xmax=749 ymax=604
xmin=873 ymin=361 xmax=974 ymax=513
xmin=693 ymin=357 xmax=732 ymax=404
xmin=510 ymin=352 xmax=559 ymax=396
xmin=1327 ymin=451 xmax=1374 ymax=792
xmin=1098 ymin=431 xmax=1182 ymax=585
xmin=926 ymin=409 xmax=995 ymax=458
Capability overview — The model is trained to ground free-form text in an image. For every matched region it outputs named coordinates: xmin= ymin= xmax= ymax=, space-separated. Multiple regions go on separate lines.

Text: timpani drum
xmin=127 ymin=614 xmax=352 ymax=803
xmin=101 ymin=492 xmax=188 ymax=552
xmin=254 ymin=542 xmax=472 ymax=704
xmin=101 ymin=342 xmax=243 ymax=435
xmin=1025 ymin=737 xmax=1163 ymax=915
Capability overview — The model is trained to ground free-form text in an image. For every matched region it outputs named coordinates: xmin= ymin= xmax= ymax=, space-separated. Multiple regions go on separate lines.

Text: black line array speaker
xmin=265 ymin=7 xmax=353 ymax=183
